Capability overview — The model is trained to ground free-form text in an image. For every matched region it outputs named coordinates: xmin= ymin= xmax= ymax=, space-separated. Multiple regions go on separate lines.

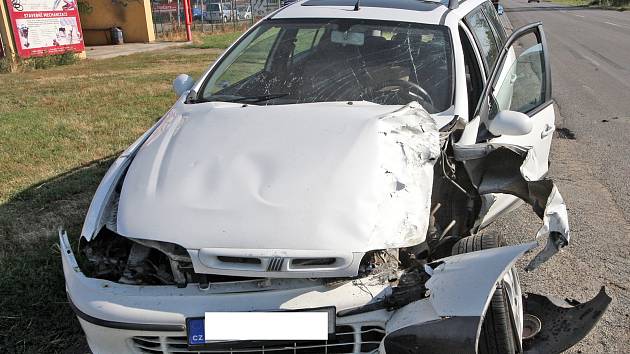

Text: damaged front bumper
xmin=61 ymin=231 xmax=610 ymax=354
xmin=61 ymin=230 xmax=394 ymax=354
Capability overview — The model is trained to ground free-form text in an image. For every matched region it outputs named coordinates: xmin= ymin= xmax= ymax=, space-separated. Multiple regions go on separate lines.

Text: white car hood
xmin=117 ymin=101 xmax=440 ymax=256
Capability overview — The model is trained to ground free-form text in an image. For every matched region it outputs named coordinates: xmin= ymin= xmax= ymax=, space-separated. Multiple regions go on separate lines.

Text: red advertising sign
xmin=4 ymin=0 xmax=85 ymax=58
xmin=152 ymin=3 xmax=178 ymax=13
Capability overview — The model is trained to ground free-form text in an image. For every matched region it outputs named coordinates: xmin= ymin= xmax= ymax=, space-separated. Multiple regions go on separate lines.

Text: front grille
xmin=130 ymin=324 xmax=385 ymax=354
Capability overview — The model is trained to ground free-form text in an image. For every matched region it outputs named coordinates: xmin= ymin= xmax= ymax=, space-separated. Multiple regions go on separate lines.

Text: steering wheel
xmin=372 ymin=79 xmax=435 ymax=110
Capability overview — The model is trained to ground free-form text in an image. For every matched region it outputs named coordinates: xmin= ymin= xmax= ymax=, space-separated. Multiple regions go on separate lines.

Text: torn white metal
xmin=454 ymin=142 xmax=571 ymax=270
xmin=425 ymin=242 xmax=535 ymax=317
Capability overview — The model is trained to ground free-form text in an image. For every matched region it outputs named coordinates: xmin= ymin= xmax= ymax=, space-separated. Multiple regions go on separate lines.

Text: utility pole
xmin=183 ymin=0 xmax=193 ymax=41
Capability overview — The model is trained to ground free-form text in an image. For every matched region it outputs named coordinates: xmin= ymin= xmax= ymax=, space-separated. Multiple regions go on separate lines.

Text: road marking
xmin=605 ymin=21 xmax=630 ymax=29
xmin=574 ymin=14 xmax=585 ymax=18
xmin=582 ymin=55 xmax=600 ymax=67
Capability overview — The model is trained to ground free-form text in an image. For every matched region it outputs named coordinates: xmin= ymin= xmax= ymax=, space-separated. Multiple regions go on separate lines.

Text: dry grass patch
xmin=0 ymin=47 xmax=219 ymax=353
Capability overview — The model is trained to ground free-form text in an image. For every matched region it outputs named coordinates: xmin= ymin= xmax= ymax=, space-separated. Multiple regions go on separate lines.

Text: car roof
xmin=302 ymin=0 xmax=445 ymax=11
xmin=272 ymin=0 xmax=486 ymax=25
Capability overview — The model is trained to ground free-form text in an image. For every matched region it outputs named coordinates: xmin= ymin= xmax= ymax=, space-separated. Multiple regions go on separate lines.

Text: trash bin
xmin=111 ymin=27 xmax=124 ymax=45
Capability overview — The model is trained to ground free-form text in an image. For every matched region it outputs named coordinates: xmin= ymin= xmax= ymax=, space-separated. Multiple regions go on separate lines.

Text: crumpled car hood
xmin=117 ymin=101 xmax=440 ymax=254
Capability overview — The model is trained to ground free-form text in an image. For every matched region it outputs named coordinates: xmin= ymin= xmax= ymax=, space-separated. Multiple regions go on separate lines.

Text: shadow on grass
xmin=0 ymin=156 xmax=117 ymax=354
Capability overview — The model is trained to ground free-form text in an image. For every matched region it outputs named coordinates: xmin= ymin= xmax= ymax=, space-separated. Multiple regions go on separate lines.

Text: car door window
xmin=460 ymin=27 xmax=485 ymax=119
xmin=292 ymin=28 xmax=325 ymax=57
xmin=476 ymin=23 xmax=551 ymax=125
xmin=466 ymin=7 xmax=500 ymax=72
xmin=481 ymin=1 xmax=507 ymax=45
xmin=492 ymin=31 xmax=547 ymax=115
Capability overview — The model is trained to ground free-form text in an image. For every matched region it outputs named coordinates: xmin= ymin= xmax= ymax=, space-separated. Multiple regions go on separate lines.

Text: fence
xmin=597 ymin=0 xmax=630 ymax=6
xmin=151 ymin=0 xmax=284 ymax=38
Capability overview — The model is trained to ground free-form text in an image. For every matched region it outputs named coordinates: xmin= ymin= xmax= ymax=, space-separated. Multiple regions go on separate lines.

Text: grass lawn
xmin=190 ymin=30 xmax=245 ymax=49
xmin=0 ymin=47 xmax=221 ymax=353
xmin=550 ymin=0 xmax=592 ymax=5
xmin=551 ymin=0 xmax=629 ymax=8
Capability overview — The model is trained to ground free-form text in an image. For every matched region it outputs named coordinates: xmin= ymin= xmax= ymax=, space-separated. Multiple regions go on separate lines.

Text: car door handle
xmin=541 ymin=124 xmax=555 ymax=138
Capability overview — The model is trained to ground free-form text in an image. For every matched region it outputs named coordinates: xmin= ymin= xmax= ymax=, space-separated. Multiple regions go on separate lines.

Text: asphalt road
xmin=505 ymin=0 xmax=630 ymax=219
xmin=485 ymin=1 xmax=630 ymax=353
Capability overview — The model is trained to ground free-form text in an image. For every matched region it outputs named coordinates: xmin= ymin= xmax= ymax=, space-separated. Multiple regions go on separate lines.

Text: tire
xmin=452 ymin=233 xmax=517 ymax=354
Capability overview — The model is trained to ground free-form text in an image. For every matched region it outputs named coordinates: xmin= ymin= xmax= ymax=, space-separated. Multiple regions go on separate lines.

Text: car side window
xmin=293 ymin=28 xmax=325 ymax=57
xmin=492 ymin=31 xmax=548 ymax=115
xmin=465 ymin=7 xmax=500 ymax=72
xmin=460 ymin=27 xmax=485 ymax=119
xmin=205 ymin=27 xmax=281 ymax=95
xmin=481 ymin=2 xmax=507 ymax=45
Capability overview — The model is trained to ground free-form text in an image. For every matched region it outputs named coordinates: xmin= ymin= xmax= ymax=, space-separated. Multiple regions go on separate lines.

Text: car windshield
xmin=199 ymin=19 xmax=454 ymax=112
xmin=208 ymin=3 xmax=220 ymax=11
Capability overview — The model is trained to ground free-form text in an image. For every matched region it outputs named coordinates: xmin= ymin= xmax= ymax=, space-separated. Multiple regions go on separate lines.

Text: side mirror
xmin=173 ymin=74 xmax=195 ymax=97
xmin=488 ymin=110 xmax=533 ymax=136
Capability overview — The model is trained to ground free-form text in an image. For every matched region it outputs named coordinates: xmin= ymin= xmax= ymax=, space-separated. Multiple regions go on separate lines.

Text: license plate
xmin=186 ymin=307 xmax=335 ymax=346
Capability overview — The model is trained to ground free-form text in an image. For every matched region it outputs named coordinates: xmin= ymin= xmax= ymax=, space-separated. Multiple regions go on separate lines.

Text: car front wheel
xmin=452 ymin=233 xmax=521 ymax=354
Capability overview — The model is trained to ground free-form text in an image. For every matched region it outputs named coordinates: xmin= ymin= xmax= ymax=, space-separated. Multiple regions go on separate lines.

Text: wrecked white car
xmin=60 ymin=0 xmax=610 ymax=353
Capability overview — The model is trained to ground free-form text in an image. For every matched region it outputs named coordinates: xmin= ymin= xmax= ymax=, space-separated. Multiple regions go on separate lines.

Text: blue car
xmin=191 ymin=8 xmax=203 ymax=20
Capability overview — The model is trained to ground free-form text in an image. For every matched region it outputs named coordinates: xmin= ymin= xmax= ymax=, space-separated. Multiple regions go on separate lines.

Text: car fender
xmin=80 ymin=110 xmax=174 ymax=240
xmin=382 ymin=242 xmax=537 ymax=354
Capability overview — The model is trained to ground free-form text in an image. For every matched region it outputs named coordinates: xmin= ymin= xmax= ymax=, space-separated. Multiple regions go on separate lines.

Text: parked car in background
xmin=237 ymin=5 xmax=252 ymax=20
xmin=62 ymin=0 xmax=610 ymax=353
xmin=207 ymin=2 xmax=233 ymax=22
xmin=191 ymin=7 xmax=203 ymax=21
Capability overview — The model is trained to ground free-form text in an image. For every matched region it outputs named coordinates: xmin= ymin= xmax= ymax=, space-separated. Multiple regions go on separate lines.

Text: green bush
xmin=24 ymin=51 xmax=78 ymax=70
xmin=594 ymin=0 xmax=630 ymax=6
xmin=1 ymin=52 xmax=78 ymax=74
xmin=0 ymin=56 xmax=13 ymax=73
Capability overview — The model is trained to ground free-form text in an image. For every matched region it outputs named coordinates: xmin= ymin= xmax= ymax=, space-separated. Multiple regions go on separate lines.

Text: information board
xmin=5 ymin=0 xmax=85 ymax=58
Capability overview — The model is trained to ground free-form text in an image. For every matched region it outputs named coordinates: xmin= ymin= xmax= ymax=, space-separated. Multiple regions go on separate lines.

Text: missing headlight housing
xmin=79 ymin=228 xmax=197 ymax=287
xmin=78 ymin=228 xmax=264 ymax=287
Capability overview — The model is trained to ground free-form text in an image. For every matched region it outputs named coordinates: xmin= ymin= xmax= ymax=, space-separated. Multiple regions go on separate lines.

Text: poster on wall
xmin=4 ymin=0 xmax=85 ymax=58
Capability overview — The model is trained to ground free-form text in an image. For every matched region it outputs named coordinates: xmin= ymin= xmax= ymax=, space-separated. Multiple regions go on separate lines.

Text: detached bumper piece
xmin=523 ymin=287 xmax=611 ymax=354
xmin=383 ymin=316 xmax=480 ymax=354
xmin=382 ymin=288 xmax=610 ymax=354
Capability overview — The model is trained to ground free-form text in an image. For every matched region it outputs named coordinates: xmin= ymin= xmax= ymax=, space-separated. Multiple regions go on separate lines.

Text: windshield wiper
xmin=223 ymin=93 xmax=290 ymax=104
xmin=189 ymin=93 xmax=289 ymax=105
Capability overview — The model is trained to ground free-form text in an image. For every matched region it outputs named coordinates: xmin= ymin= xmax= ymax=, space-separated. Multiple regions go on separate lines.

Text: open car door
xmin=473 ymin=22 xmax=556 ymax=227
